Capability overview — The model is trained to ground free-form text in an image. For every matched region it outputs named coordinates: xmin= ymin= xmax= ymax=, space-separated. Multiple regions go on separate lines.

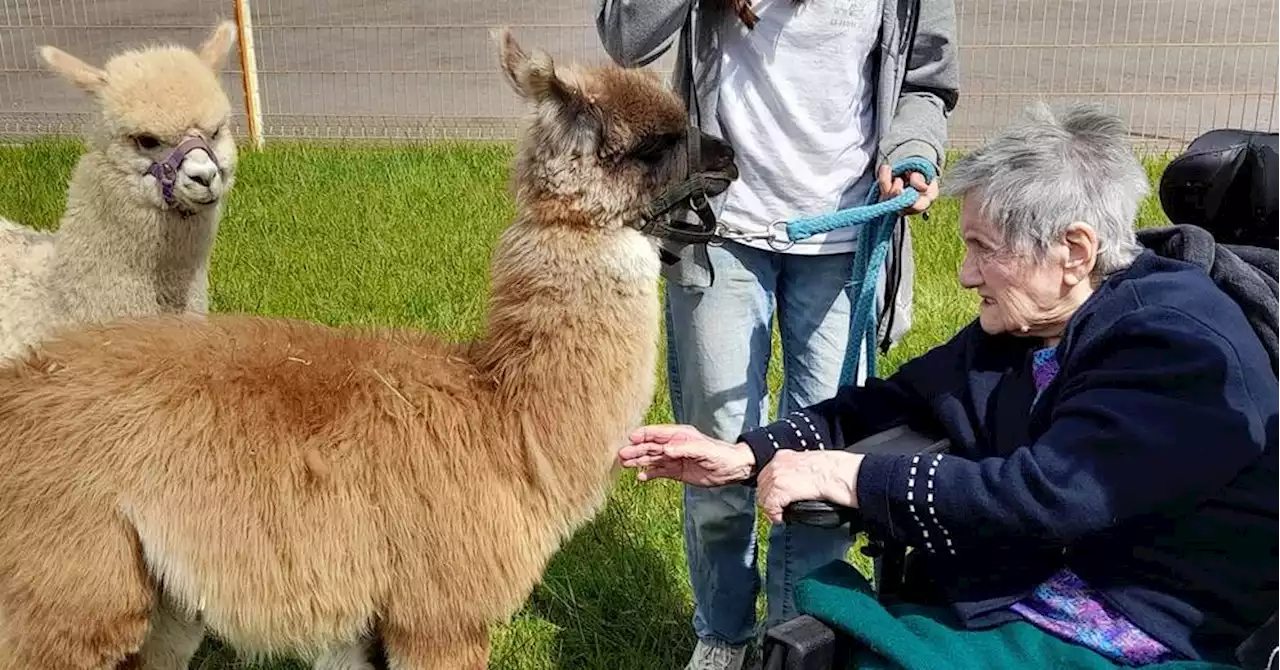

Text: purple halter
xmin=147 ymin=135 xmax=220 ymax=206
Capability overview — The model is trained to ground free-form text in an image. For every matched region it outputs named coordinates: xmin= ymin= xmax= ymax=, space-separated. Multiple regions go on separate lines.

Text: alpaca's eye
xmin=134 ymin=134 xmax=162 ymax=151
xmin=629 ymin=134 xmax=679 ymax=164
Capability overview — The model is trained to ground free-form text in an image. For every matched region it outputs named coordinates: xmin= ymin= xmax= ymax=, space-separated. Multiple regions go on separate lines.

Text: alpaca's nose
xmin=698 ymin=131 xmax=736 ymax=172
xmin=183 ymin=151 xmax=219 ymax=188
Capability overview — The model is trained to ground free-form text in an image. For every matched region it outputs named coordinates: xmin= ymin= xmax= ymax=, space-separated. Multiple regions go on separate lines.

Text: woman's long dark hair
xmin=728 ymin=0 xmax=806 ymax=29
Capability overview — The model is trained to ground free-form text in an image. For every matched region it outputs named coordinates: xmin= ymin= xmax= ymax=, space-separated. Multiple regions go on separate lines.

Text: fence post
xmin=232 ymin=0 xmax=264 ymax=149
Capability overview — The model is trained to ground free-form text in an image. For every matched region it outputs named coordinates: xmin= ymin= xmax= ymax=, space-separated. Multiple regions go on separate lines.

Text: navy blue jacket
xmin=741 ymin=249 xmax=1278 ymax=663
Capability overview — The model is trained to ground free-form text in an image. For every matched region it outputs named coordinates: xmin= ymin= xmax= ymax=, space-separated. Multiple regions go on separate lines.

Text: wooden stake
xmin=232 ymin=0 xmax=264 ymax=149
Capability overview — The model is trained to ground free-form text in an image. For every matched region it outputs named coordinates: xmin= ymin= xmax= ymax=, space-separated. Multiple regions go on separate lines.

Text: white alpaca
xmin=0 ymin=21 xmax=239 ymax=361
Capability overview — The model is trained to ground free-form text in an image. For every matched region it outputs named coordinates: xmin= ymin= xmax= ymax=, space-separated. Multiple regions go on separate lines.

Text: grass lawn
xmin=0 ymin=139 xmax=1173 ymax=669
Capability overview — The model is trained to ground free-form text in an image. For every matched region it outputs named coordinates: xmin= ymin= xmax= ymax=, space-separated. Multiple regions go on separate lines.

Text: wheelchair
xmin=759 ymin=127 xmax=1279 ymax=670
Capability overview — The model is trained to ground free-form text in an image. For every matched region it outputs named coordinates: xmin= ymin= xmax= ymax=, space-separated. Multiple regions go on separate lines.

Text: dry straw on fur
xmin=0 ymin=28 xmax=735 ymax=670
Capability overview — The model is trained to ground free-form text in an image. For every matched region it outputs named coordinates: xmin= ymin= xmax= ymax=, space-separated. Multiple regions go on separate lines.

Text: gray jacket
xmin=595 ymin=0 xmax=960 ymax=349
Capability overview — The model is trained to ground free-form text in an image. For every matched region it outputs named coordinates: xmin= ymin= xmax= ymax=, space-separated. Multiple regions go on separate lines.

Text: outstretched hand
xmin=617 ymin=424 xmax=755 ymax=488
xmin=878 ymin=163 xmax=939 ymax=215
xmin=619 ymin=426 xmax=867 ymax=526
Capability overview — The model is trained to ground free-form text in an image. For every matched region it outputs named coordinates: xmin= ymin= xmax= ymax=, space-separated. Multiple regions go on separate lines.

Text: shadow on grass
xmin=509 ymin=491 xmax=694 ymax=670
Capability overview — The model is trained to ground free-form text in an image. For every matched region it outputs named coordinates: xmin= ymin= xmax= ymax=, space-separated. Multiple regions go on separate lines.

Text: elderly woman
xmin=619 ymin=103 xmax=1278 ymax=668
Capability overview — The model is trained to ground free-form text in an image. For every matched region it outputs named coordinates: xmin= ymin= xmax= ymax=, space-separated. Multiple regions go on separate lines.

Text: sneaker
xmin=684 ymin=640 xmax=750 ymax=670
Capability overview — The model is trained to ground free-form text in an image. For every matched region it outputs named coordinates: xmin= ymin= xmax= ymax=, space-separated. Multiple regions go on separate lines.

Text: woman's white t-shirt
xmin=715 ymin=0 xmax=884 ymax=255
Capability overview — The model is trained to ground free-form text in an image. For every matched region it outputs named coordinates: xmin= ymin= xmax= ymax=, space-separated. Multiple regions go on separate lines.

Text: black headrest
xmin=1158 ymin=129 xmax=1278 ymax=249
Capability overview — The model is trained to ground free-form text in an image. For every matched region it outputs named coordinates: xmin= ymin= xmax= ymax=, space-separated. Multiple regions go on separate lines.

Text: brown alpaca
xmin=0 ymin=29 xmax=734 ymax=670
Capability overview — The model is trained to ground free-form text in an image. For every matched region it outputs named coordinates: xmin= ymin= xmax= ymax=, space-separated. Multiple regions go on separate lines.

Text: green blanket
xmin=793 ymin=560 xmax=1239 ymax=670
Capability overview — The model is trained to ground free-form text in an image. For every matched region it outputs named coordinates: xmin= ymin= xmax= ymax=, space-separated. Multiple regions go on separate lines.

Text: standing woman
xmin=596 ymin=0 xmax=959 ymax=668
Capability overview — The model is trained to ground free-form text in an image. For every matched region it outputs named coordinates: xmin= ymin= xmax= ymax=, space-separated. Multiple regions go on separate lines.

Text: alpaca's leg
xmin=0 ymin=520 xmax=152 ymax=670
xmin=381 ymin=624 xmax=489 ymax=670
xmin=133 ymin=595 xmax=205 ymax=670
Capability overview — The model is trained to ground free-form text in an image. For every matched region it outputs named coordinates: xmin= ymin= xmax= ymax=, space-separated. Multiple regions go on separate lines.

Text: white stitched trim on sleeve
xmin=926 ymin=453 xmax=955 ymax=556
xmin=906 ymin=454 xmax=934 ymax=553
xmin=782 ymin=418 xmax=807 ymax=449
xmin=792 ymin=411 xmax=826 ymax=450
xmin=798 ymin=412 xmax=829 ymax=448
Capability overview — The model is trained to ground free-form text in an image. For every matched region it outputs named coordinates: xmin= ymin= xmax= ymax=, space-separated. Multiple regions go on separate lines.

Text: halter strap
xmin=147 ymin=135 xmax=219 ymax=205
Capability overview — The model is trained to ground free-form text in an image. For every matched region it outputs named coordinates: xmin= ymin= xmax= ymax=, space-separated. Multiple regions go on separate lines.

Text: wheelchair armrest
xmin=782 ymin=425 xmax=951 ymax=529
xmin=783 ymin=500 xmax=864 ymax=530
xmin=760 ymin=614 xmax=847 ymax=670
xmin=1235 ymin=610 xmax=1278 ymax=670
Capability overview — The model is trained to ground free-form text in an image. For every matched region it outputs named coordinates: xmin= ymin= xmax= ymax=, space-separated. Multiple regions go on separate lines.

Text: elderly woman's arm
xmin=738 ymin=324 xmax=971 ymax=476
xmin=855 ymin=306 xmax=1273 ymax=554
xmin=619 ymin=329 xmax=969 ymax=492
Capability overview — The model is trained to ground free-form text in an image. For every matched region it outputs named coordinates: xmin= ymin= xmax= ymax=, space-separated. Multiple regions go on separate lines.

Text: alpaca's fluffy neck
xmin=471 ymin=199 xmax=661 ymax=529
xmin=49 ymin=151 xmax=220 ymax=319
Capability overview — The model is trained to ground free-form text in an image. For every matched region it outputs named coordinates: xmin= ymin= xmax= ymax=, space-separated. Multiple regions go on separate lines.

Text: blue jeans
xmin=664 ymin=240 xmax=865 ymax=647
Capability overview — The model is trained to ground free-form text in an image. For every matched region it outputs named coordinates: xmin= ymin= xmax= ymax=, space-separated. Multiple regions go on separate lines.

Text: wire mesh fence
xmin=950 ymin=0 xmax=1279 ymax=151
xmin=1 ymin=0 xmax=1276 ymax=152
xmin=0 ymin=0 xmax=247 ymax=137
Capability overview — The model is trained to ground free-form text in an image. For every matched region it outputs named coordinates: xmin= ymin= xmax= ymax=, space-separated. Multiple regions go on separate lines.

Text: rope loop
xmin=780 ymin=157 xmax=939 ymax=385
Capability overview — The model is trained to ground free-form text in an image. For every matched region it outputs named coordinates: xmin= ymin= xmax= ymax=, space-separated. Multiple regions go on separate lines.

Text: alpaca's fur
xmin=0 ymin=22 xmax=239 ymax=362
xmin=0 ymin=29 xmax=735 ymax=670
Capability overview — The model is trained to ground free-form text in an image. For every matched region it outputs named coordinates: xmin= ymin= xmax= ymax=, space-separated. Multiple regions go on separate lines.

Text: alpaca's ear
xmin=198 ymin=20 xmax=237 ymax=70
xmin=495 ymin=27 xmax=534 ymax=98
xmin=494 ymin=28 xmax=585 ymax=109
xmin=38 ymin=46 xmax=107 ymax=93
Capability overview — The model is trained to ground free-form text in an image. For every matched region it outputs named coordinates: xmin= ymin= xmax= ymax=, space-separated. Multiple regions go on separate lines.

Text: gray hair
xmin=942 ymin=102 xmax=1149 ymax=275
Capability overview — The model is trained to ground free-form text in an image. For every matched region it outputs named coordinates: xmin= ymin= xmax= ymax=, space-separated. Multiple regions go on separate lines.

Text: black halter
xmin=635 ymin=167 xmax=733 ymax=246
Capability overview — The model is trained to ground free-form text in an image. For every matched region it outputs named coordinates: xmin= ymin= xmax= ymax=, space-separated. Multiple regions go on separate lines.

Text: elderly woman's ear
xmin=1061 ymin=221 xmax=1100 ymax=286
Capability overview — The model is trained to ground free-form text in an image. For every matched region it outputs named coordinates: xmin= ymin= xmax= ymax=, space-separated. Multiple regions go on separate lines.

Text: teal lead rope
xmin=784 ymin=157 xmax=938 ymax=385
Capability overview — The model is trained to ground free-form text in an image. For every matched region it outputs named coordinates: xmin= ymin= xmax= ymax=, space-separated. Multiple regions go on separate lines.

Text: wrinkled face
xmin=496 ymin=29 xmax=737 ymax=228
xmin=38 ymin=22 xmax=239 ymax=214
xmin=957 ymin=196 xmax=1082 ymax=339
